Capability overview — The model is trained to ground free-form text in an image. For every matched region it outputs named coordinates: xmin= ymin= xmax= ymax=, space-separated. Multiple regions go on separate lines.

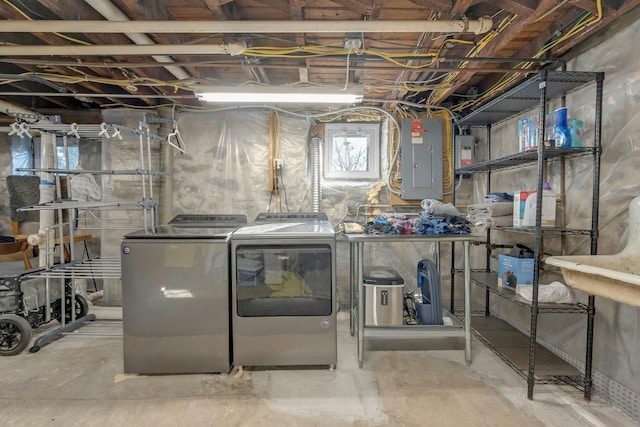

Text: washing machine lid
xmin=253 ymin=212 xmax=329 ymax=223
xmin=168 ymin=214 xmax=247 ymax=227
xmin=232 ymin=221 xmax=335 ymax=239
xmin=124 ymin=214 xmax=248 ymax=239
xmin=124 ymin=225 xmax=236 ymax=238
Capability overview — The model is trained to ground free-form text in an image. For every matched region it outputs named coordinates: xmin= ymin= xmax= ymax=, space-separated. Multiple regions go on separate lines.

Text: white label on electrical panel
xmin=411 ymin=132 xmax=423 ymax=144
xmin=461 ymin=148 xmax=472 ymax=165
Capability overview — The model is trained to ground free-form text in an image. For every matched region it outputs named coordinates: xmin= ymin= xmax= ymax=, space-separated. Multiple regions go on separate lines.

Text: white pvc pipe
xmin=84 ymin=0 xmax=191 ymax=80
xmin=39 ymin=133 xmax=57 ymax=268
xmin=0 ymin=42 xmax=248 ymax=56
xmin=0 ymin=17 xmax=494 ymax=35
xmin=0 ymin=101 xmax=55 ymax=267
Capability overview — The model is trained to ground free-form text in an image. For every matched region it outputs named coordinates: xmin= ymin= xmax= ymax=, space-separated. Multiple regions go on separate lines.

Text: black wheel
xmin=55 ymin=294 xmax=90 ymax=324
xmin=0 ymin=314 xmax=32 ymax=356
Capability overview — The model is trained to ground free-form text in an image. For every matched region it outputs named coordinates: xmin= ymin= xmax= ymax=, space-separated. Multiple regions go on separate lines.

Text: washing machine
xmin=230 ymin=212 xmax=337 ymax=368
xmin=121 ymin=214 xmax=246 ymax=374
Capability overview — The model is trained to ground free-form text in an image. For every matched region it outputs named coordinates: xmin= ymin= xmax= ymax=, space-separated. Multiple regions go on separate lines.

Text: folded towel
xmin=467 ymin=202 xmax=513 ymax=219
xmin=470 ymin=215 xmax=514 ymax=234
xmin=421 ymin=199 xmax=460 ymax=216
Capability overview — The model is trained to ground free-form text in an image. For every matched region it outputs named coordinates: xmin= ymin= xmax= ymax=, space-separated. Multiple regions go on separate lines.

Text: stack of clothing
xmin=467 ymin=199 xmax=513 ymax=234
xmin=415 ymin=212 xmax=470 ymax=235
xmin=363 ymin=213 xmax=470 ymax=236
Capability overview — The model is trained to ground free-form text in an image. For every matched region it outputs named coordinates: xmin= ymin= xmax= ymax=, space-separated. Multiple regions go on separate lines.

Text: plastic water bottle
xmin=553 ymin=107 xmax=572 ymax=148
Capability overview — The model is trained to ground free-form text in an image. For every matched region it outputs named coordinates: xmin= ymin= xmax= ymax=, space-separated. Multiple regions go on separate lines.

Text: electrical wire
xmin=427 ymin=13 xmax=518 ymax=105
xmin=278 ymin=168 xmax=290 ymax=212
xmin=3 ymin=0 xmax=92 ymax=46
xmin=449 ymin=0 xmax=602 ymax=112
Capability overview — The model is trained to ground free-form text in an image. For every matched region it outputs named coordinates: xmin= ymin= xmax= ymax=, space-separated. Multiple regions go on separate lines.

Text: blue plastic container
xmin=553 ymin=107 xmax=572 ymax=148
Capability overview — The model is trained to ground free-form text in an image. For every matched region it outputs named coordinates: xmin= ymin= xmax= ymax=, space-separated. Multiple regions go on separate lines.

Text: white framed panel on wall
xmin=324 ymin=123 xmax=380 ymax=179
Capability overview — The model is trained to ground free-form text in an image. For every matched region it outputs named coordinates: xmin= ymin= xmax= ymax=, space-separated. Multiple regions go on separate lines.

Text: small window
xmin=324 ymin=123 xmax=380 ymax=179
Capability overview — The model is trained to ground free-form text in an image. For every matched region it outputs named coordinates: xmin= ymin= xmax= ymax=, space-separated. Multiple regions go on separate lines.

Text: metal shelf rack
xmin=11 ymin=117 xmax=169 ymax=352
xmin=451 ymin=70 xmax=604 ymax=400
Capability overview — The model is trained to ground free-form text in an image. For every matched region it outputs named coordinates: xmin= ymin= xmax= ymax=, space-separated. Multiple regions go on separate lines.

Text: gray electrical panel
xmin=400 ymin=118 xmax=443 ymax=200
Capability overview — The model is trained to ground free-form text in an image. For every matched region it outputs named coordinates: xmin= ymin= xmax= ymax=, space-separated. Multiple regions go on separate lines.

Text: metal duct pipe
xmin=0 ymin=43 xmax=247 ymax=56
xmin=311 ymin=137 xmax=323 ymax=213
xmin=1 ymin=17 xmax=494 ymax=35
xmin=84 ymin=0 xmax=190 ymax=80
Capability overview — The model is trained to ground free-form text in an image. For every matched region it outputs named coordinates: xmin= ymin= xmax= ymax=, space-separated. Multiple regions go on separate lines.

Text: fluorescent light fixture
xmin=195 ymin=86 xmax=363 ymax=104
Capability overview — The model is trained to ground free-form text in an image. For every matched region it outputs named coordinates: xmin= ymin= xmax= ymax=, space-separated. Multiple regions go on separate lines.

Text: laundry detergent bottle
xmin=553 ymin=107 xmax=572 ymax=148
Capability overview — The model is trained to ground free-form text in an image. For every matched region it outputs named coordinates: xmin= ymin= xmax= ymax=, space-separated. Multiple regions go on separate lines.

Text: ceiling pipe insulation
xmin=1 ymin=17 xmax=494 ymax=35
xmin=84 ymin=0 xmax=190 ymax=80
xmin=0 ymin=44 xmax=248 ymax=56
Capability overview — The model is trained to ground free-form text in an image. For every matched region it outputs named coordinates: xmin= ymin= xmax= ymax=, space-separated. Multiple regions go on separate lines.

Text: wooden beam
xmin=4 ymin=81 xmax=73 ymax=109
xmin=406 ymin=0 xmax=453 ymax=13
xmin=254 ymin=0 xmax=293 ymax=15
xmin=329 ymin=0 xmax=374 ymax=15
xmin=489 ymin=0 xmax=538 ymax=16
xmin=288 ymin=0 xmax=309 ymax=83
xmin=33 ymin=108 xmax=104 ymax=124
xmin=568 ymin=0 xmax=613 ymax=15
xmin=288 ymin=0 xmax=306 ymax=20
xmin=35 ymin=0 xmax=190 ymax=103
xmin=369 ymin=0 xmax=384 ymax=19
xmin=450 ymin=0 xmax=477 ymax=17
xmin=430 ymin=0 xmax=561 ymax=104
xmin=552 ymin=0 xmax=640 ymax=56
xmin=203 ymin=0 xmax=233 ymax=19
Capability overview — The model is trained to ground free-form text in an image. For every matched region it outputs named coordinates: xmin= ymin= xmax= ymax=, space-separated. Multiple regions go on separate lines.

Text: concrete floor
xmin=0 ymin=311 xmax=635 ymax=427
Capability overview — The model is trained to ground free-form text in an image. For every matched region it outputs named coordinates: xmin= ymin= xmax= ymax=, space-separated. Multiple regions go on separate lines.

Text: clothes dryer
xmin=230 ymin=213 xmax=337 ymax=368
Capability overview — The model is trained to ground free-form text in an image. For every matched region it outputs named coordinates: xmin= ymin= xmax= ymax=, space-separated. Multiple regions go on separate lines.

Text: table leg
xmin=357 ymin=241 xmax=364 ymax=368
xmin=464 ymin=240 xmax=472 ymax=365
xmin=349 ymin=242 xmax=355 ymax=336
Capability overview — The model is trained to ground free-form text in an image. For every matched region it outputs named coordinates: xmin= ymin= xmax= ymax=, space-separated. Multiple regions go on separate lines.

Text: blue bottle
xmin=553 ymin=107 xmax=572 ymax=148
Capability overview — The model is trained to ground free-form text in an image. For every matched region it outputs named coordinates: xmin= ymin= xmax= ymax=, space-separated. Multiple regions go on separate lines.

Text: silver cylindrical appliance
xmin=364 ymin=267 xmax=404 ymax=326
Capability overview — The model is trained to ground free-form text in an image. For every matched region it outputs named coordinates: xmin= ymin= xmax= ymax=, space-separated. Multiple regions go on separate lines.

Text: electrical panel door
xmin=399 ymin=118 xmax=443 ymax=200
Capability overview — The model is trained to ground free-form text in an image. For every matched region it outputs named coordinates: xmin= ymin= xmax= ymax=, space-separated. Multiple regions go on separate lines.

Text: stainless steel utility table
xmin=344 ymin=234 xmax=473 ymax=368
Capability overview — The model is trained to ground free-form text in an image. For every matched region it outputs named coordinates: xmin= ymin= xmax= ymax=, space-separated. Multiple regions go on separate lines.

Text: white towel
xmin=516 ymin=281 xmax=576 ymax=304
xmin=421 ymin=199 xmax=460 ymax=216
xmin=467 ymin=202 xmax=513 ymax=219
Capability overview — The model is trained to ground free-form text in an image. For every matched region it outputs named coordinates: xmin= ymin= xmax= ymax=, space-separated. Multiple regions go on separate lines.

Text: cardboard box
xmin=497 ymin=254 xmax=534 ymax=288
xmin=513 ymin=190 xmax=556 ymax=228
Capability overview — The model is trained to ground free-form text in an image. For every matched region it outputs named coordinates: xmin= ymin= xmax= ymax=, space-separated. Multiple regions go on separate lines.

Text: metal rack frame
xmin=451 ymin=70 xmax=604 ymax=400
xmin=344 ymin=234 xmax=474 ymax=368
xmin=12 ymin=117 xmax=167 ymax=351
